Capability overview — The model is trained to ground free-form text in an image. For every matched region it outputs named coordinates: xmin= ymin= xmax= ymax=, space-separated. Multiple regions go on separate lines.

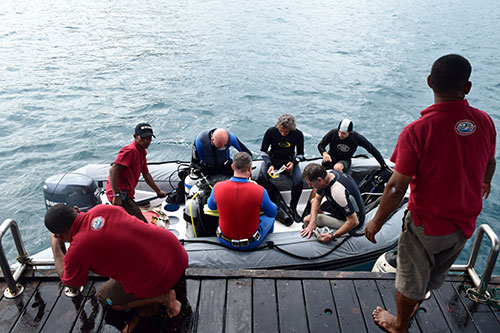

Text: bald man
xmin=191 ymin=128 xmax=251 ymax=176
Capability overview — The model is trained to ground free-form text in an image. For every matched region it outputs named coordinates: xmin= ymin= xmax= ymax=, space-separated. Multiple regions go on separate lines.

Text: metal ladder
xmin=0 ymin=219 xmax=54 ymax=298
xmin=450 ymin=224 xmax=499 ymax=296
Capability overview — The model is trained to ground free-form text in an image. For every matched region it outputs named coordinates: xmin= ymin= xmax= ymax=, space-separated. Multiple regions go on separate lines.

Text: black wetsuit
xmin=260 ymin=127 xmax=304 ymax=168
xmin=317 ymin=170 xmax=365 ymax=227
xmin=259 ymin=127 xmax=304 ymax=213
xmin=317 ymin=129 xmax=385 ymax=170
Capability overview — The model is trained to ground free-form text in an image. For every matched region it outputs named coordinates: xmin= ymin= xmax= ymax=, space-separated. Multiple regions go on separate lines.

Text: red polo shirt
xmin=105 ymin=141 xmax=149 ymax=200
xmin=61 ymin=205 xmax=188 ymax=298
xmin=392 ymin=100 xmax=496 ymax=238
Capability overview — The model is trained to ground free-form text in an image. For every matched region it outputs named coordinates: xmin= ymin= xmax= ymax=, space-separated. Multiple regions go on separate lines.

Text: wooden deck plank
xmin=432 ymin=281 xmax=479 ymax=332
xmin=489 ymin=282 xmax=500 ymax=323
xmin=71 ymin=281 xmax=106 ymax=332
xmin=10 ymin=281 xmax=61 ymax=333
xmin=2 ymin=269 xmax=500 ymax=333
xmin=40 ymin=283 xmax=93 ymax=332
xmin=353 ymin=279 xmax=386 ymax=332
xmin=225 ymin=278 xmax=252 ymax=332
xmin=303 ymin=278 xmax=340 ymax=332
xmin=276 ymin=279 xmax=308 ymax=332
xmin=0 ymin=281 xmax=39 ymax=332
xmin=252 ymin=279 xmax=278 ymax=333
xmin=196 ymin=279 xmax=227 ymax=332
xmin=453 ymin=282 xmax=500 ymax=331
xmin=185 ymin=278 xmax=200 ymax=332
xmin=330 ymin=280 xmax=366 ymax=332
xmin=413 ymin=291 xmax=451 ymax=332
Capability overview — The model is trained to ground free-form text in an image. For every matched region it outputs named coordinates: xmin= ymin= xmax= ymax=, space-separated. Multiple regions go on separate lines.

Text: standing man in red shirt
xmin=365 ymin=54 xmax=496 ymax=332
xmin=105 ymin=123 xmax=166 ymax=223
xmin=45 ymin=204 xmax=188 ymax=318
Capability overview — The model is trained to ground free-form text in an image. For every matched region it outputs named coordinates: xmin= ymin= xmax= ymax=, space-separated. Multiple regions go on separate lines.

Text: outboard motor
xmin=43 ymin=173 xmax=101 ymax=211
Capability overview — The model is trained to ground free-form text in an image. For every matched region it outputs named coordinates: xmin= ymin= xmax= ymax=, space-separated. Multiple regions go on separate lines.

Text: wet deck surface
xmin=1 ymin=268 xmax=500 ymax=332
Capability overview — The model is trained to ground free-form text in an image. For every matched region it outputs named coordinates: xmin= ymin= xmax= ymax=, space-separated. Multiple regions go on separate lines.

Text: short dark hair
xmin=303 ymin=163 xmax=327 ymax=181
xmin=430 ymin=54 xmax=471 ymax=93
xmin=233 ymin=152 xmax=252 ymax=172
xmin=44 ymin=204 xmax=77 ymax=234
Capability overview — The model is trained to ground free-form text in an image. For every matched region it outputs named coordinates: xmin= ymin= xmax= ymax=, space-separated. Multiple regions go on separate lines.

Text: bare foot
xmin=158 ymin=289 xmax=181 ymax=318
xmin=372 ymin=306 xmax=403 ymax=333
xmin=122 ymin=315 xmax=139 ymax=333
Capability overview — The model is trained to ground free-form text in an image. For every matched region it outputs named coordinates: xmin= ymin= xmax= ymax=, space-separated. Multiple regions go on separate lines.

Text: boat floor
xmin=1 ymin=269 xmax=499 ymax=332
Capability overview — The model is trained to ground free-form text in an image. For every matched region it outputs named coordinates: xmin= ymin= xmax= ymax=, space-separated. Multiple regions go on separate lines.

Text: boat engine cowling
xmin=43 ymin=173 xmax=101 ymax=212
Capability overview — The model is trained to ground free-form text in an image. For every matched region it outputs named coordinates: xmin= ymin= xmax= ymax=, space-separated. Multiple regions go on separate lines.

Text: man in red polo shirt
xmin=45 ymin=203 xmax=188 ymax=317
xmin=365 ymin=54 xmax=496 ymax=332
xmin=106 ymin=123 xmax=166 ymax=222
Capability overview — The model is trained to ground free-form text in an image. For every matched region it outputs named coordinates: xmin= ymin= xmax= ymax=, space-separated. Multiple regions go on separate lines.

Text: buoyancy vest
xmin=195 ymin=129 xmax=230 ymax=167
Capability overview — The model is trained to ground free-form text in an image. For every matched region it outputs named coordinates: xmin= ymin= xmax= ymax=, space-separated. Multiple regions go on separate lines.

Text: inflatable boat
xmin=41 ymin=156 xmax=408 ymax=271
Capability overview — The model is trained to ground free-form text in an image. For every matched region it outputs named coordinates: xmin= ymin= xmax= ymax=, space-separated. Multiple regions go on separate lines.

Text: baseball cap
xmin=135 ymin=123 xmax=156 ymax=138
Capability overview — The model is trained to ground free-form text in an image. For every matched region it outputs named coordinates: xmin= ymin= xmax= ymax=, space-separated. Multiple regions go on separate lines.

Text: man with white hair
xmin=318 ymin=119 xmax=386 ymax=172
xmin=191 ymin=128 xmax=251 ymax=176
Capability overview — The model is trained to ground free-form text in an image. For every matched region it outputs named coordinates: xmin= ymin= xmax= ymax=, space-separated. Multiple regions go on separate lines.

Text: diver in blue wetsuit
xmin=191 ymin=128 xmax=251 ymax=177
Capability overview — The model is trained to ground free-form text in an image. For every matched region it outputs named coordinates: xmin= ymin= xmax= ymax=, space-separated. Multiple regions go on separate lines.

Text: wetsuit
xmin=191 ymin=129 xmax=251 ymax=176
xmin=208 ymin=177 xmax=277 ymax=250
xmin=317 ymin=170 xmax=365 ymax=228
xmin=317 ymin=130 xmax=385 ymax=171
xmin=259 ymin=127 xmax=305 ymax=211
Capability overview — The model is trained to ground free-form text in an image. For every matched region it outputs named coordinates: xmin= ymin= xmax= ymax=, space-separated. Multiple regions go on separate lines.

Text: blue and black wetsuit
xmin=191 ymin=129 xmax=251 ymax=176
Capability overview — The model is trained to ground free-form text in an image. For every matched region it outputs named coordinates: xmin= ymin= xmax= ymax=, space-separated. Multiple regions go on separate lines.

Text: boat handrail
xmin=450 ymin=224 xmax=500 ymax=296
xmin=0 ymin=219 xmax=54 ymax=298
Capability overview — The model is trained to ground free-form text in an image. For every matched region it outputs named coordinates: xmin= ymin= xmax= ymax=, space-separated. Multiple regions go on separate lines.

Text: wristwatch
xmin=112 ymin=193 xmax=120 ymax=197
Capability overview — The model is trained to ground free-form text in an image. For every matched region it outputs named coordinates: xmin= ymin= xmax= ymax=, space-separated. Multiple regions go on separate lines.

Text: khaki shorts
xmin=395 ymin=210 xmax=467 ymax=300
xmin=122 ymin=197 xmax=148 ymax=223
xmin=97 ymin=275 xmax=187 ymax=308
xmin=316 ymin=214 xmax=345 ymax=229
xmin=97 ymin=279 xmax=138 ymax=308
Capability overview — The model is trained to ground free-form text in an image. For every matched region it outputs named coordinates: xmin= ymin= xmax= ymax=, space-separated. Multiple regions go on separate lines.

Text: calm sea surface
xmin=1 ymin=0 xmax=499 ymax=273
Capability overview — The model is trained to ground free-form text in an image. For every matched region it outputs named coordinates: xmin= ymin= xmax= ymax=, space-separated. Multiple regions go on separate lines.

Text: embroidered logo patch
xmin=90 ymin=216 xmax=105 ymax=231
xmin=455 ymin=120 xmax=476 ymax=136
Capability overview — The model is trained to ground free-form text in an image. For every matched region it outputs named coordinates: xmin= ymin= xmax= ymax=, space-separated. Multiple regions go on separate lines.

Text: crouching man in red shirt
xmin=45 ymin=203 xmax=188 ymax=319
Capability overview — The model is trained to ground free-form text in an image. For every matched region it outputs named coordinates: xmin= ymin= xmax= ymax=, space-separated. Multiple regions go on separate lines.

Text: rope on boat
xmin=264 ymin=235 xmax=351 ymax=260
xmin=464 ymin=281 xmax=500 ymax=310
xmin=181 ymin=234 xmax=356 ymax=259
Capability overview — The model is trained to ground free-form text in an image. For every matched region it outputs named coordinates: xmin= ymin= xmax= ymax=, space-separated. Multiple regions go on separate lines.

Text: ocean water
xmin=1 ymin=0 xmax=499 ymax=274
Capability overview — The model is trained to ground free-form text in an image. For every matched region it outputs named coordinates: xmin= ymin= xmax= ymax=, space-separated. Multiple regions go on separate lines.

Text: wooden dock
xmin=1 ymin=268 xmax=499 ymax=332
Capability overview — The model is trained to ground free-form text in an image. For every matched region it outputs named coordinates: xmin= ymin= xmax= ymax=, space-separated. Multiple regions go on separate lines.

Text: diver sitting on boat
xmin=207 ymin=152 xmax=277 ymax=250
xmin=318 ymin=119 xmax=387 ymax=172
xmin=191 ymin=128 xmax=251 ymax=178
xmin=44 ymin=204 xmax=188 ymax=318
xmin=301 ymin=163 xmax=365 ymax=242
xmin=258 ymin=114 xmax=305 ymax=223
